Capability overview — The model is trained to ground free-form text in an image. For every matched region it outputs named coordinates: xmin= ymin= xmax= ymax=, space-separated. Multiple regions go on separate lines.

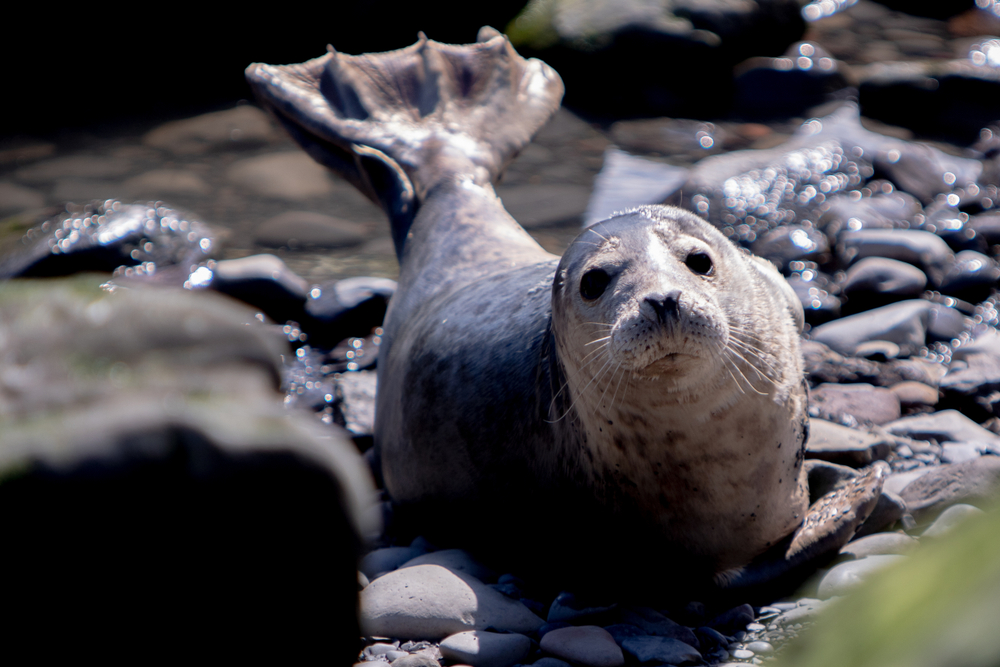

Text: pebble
xmin=539 ymin=626 xmax=624 ymax=667
xmin=806 ymin=418 xmax=892 ymax=466
xmin=227 ymin=152 xmax=337 ymax=200
xmin=254 ymin=210 xmax=368 ymax=249
xmin=837 ymin=229 xmax=953 ymax=285
xmin=809 ymin=382 xmax=901 ymax=425
xmin=885 ymin=410 xmax=1000 ymax=445
xmin=0 ymin=181 xmax=45 ymax=215
xmin=731 ymin=648 xmax=755 ymax=659
xmin=839 ymin=532 xmax=918 ymax=559
xmin=401 ymin=549 xmax=498 ymax=583
xmin=143 ymin=105 xmax=280 ymax=154
xmin=817 ymin=555 xmax=908 ymax=598
xmin=360 ymin=546 xmax=426 ymax=580
xmin=620 ymin=636 xmax=702 ymax=665
xmin=809 ymin=300 xmax=937 ymax=358
xmin=359 ymin=564 xmax=543 ymax=640
xmin=390 ymin=653 xmax=441 ymax=667
xmin=921 ymin=503 xmax=985 ymax=539
xmin=746 ymin=641 xmax=774 ymax=654
xmin=439 ymin=631 xmax=531 ymax=667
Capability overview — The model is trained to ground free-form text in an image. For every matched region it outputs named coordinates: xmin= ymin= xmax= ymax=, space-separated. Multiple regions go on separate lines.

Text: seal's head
xmin=553 ymin=205 xmax=803 ymax=403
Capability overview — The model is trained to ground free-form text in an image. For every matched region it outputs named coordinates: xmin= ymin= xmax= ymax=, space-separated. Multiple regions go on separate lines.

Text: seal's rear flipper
xmin=716 ymin=461 xmax=889 ymax=600
xmin=246 ymin=28 xmax=564 ymax=256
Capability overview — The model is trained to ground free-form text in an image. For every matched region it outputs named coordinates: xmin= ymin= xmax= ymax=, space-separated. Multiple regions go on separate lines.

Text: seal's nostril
xmin=645 ymin=290 xmax=681 ymax=323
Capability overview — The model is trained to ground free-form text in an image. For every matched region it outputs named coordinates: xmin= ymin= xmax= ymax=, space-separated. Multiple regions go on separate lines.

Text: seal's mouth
xmin=634 ymin=351 xmax=700 ymax=376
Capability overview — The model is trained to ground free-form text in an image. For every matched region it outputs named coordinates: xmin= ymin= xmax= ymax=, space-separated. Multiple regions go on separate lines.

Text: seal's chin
xmin=633 ymin=351 xmax=702 ymax=377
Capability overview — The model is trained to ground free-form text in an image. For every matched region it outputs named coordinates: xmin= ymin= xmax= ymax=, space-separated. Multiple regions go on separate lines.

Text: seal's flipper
xmin=246 ymin=29 xmax=564 ymax=254
xmin=717 ymin=461 xmax=888 ymax=598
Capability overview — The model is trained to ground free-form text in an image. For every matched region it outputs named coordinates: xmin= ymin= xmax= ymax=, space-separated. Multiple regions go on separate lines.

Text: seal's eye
xmin=685 ymin=252 xmax=713 ymax=276
xmin=580 ymin=269 xmax=611 ymax=300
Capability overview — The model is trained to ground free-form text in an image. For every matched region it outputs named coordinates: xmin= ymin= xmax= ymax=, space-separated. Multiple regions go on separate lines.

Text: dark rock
xmin=939 ymin=250 xmax=1000 ymax=303
xmin=508 ymin=0 xmax=805 ymax=118
xmin=837 ymin=229 xmax=953 ymax=287
xmin=616 ymin=607 xmax=699 ymax=647
xmin=694 ymin=626 xmax=729 ymax=652
xmin=802 ymin=339 xmax=946 ymax=387
xmin=899 ymin=456 xmax=1000 ymax=519
xmin=603 ymin=623 xmax=645 ymax=644
xmin=858 ymin=55 xmax=1000 ymax=145
xmin=805 ymin=459 xmax=860 ymax=504
xmin=841 ymin=257 xmax=928 ymax=313
xmin=0 ymin=200 xmax=216 ymax=280
xmin=808 ymin=382 xmax=901 ymax=425
xmin=305 ymin=276 xmax=396 ymax=349
xmin=940 ymin=349 xmax=1000 ymax=421
xmin=968 ymin=211 xmax=1000 ymax=245
xmin=707 ymin=603 xmax=754 ymax=635
xmin=751 ymin=224 xmax=830 ymax=271
xmin=0 ymin=277 xmax=376 ymax=661
xmin=547 ymin=592 xmax=617 ymax=625
xmin=788 ymin=269 xmax=842 ymax=325
xmin=806 ymin=418 xmax=893 ymax=467
xmin=207 ymin=254 xmax=309 ymax=325
xmin=734 ymin=41 xmax=852 ymax=120
xmin=620 ymin=636 xmax=702 ymax=665
xmin=854 ymin=490 xmax=908 ymax=537
xmin=819 ymin=190 xmax=923 ymax=236
xmin=809 ymin=300 xmax=936 ymax=357
xmin=925 ymin=205 xmax=986 ymax=254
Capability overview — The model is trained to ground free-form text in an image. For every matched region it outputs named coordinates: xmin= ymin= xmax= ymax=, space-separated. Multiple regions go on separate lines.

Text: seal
xmin=247 ymin=29 xmax=885 ymax=597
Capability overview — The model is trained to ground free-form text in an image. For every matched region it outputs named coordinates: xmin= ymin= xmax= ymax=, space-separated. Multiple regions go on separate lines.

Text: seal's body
xmin=247 ymin=30 xmax=883 ymax=595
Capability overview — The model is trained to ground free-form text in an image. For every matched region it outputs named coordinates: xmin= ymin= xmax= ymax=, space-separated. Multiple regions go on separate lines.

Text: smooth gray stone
xmin=746 ymin=641 xmax=774 ymax=654
xmin=806 ymin=418 xmax=893 ymax=467
xmin=620 ymin=636 xmax=702 ymax=665
xmin=889 ymin=381 xmax=939 ymax=409
xmin=360 ymin=546 xmax=425 ymax=579
xmin=885 ymin=409 xmax=1000 ymax=444
xmin=899 ymin=457 xmax=1000 ymax=519
xmin=360 ymin=565 xmax=544 ymax=640
xmin=855 ymin=489 xmax=908 ymax=537
xmin=546 ymin=592 xmax=616 ymax=624
xmin=773 ymin=600 xmax=830 ymax=626
xmin=584 ymin=147 xmax=689 ymax=225
xmin=805 ymin=459 xmax=860 ymax=504
xmin=227 ymin=152 xmax=337 ymax=199
xmin=809 ymin=382 xmax=901 ymax=425
xmin=809 ymin=300 xmax=934 ymax=357
xmin=617 ymin=606 xmax=698 ymax=645
xmin=840 ymin=532 xmax=918 ymax=560
xmin=837 ymin=229 xmax=953 ymax=285
xmin=941 ymin=443 xmax=985 ymax=464
xmin=0 ymin=181 xmax=45 ymax=215
xmin=884 ymin=467 xmax=935 ymax=495
xmin=402 ymin=548 xmax=498 ymax=583
xmin=939 ymin=250 xmax=1000 ymax=302
xmin=255 ymin=211 xmax=368 ymax=249
xmin=439 ymin=631 xmax=531 ymax=667
xmin=751 ymin=225 xmax=830 ymax=270
xmin=121 ymin=169 xmax=211 ymax=197
xmin=921 ymin=503 xmax=984 ymax=539
xmin=334 ymin=370 xmax=377 ymax=438
xmin=539 ymin=626 xmax=624 ymax=667
xmin=817 ymin=555 xmax=907 ymax=598
xmin=143 ymin=106 xmax=280 ymax=154
xmin=391 ymin=652 xmax=441 ymax=667
xmin=530 ymin=659 xmax=572 ymax=667
xmin=842 ymin=256 xmax=927 ymax=300
xmin=14 ymin=154 xmax=134 ymax=183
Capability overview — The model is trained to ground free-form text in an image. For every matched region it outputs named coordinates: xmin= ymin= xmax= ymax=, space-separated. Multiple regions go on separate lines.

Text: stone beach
xmin=3 ymin=0 xmax=1000 ymax=664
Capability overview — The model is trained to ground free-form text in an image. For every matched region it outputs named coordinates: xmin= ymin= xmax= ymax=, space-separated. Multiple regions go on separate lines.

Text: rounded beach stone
xmin=255 ymin=211 xmax=368 ymax=249
xmin=620 ymin=636 xmax=702 ymax=665
xmin=360 ymin=564 xmax=544 ymax=640
xmin=921 ymin=503 xmax=985 ymax=539
xmin=360 ymin=546 xmax=425 ymax=579
xmin=839 ymin=532 xmax=918 ymax=559
xmin=439 ymin=631 xmax=531 ymax=667
xmin=809 ymin=382 xmax=901 ymax=425
xmin=402 ymin=548 xmax=498 ymax=583
xmin=817 ymin=555 xmax=907 ymax=598
xmin=540 ymin=626 xmax=624 ymax=667
xmin=143 ymin=105 xmax=279 ymax=154
xmin=227 ymin=152 xmax=336 ymax=200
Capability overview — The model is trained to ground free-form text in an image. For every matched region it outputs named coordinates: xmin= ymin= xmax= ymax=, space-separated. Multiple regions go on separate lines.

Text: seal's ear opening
xmin=751 ymin=255 xmax=805 ymax=334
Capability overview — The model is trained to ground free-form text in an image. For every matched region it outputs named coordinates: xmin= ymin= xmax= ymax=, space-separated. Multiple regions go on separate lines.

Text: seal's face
xmin=554 ymin=206 xmax=755 ymax=394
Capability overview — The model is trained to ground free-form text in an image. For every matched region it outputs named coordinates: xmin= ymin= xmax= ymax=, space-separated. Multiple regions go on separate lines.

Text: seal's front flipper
xmin=717 ymin=461 xmax=889 ymax=599
xmin=246 ymin=28 xmax=564 ymax=254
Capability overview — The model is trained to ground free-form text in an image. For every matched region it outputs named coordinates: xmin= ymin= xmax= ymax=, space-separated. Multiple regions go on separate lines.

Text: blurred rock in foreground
xmin=0 ymin=277 xmax=378 ymax=661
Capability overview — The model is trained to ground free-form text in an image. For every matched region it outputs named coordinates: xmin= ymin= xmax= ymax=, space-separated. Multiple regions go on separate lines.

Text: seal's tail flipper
xmin=246 ymin=28 xmax=564 ymax=244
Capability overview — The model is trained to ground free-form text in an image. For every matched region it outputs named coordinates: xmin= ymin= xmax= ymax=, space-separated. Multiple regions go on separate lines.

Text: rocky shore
xmin=2 ymin=0 xmax=1000 ymax=664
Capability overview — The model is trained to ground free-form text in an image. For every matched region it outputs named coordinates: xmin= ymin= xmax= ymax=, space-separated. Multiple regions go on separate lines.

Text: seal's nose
xmin=644 ymin=290 xmax=681 ymax=323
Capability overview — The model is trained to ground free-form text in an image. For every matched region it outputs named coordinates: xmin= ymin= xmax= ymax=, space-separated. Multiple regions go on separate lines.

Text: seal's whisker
xmin=607 ymin=362 xmax=630 ymax=412
xmin=727 ymin=338 xmax=780 ymax=379
xmin=585 ymin=335 xmax=612 ymax=347
xmin=725 ymin=344 xmax=777 ymax=389
xmin=546 ymin=352 xmax=617 ymax=423
xmin=723 ymin=349 xmax=768 ymax=396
